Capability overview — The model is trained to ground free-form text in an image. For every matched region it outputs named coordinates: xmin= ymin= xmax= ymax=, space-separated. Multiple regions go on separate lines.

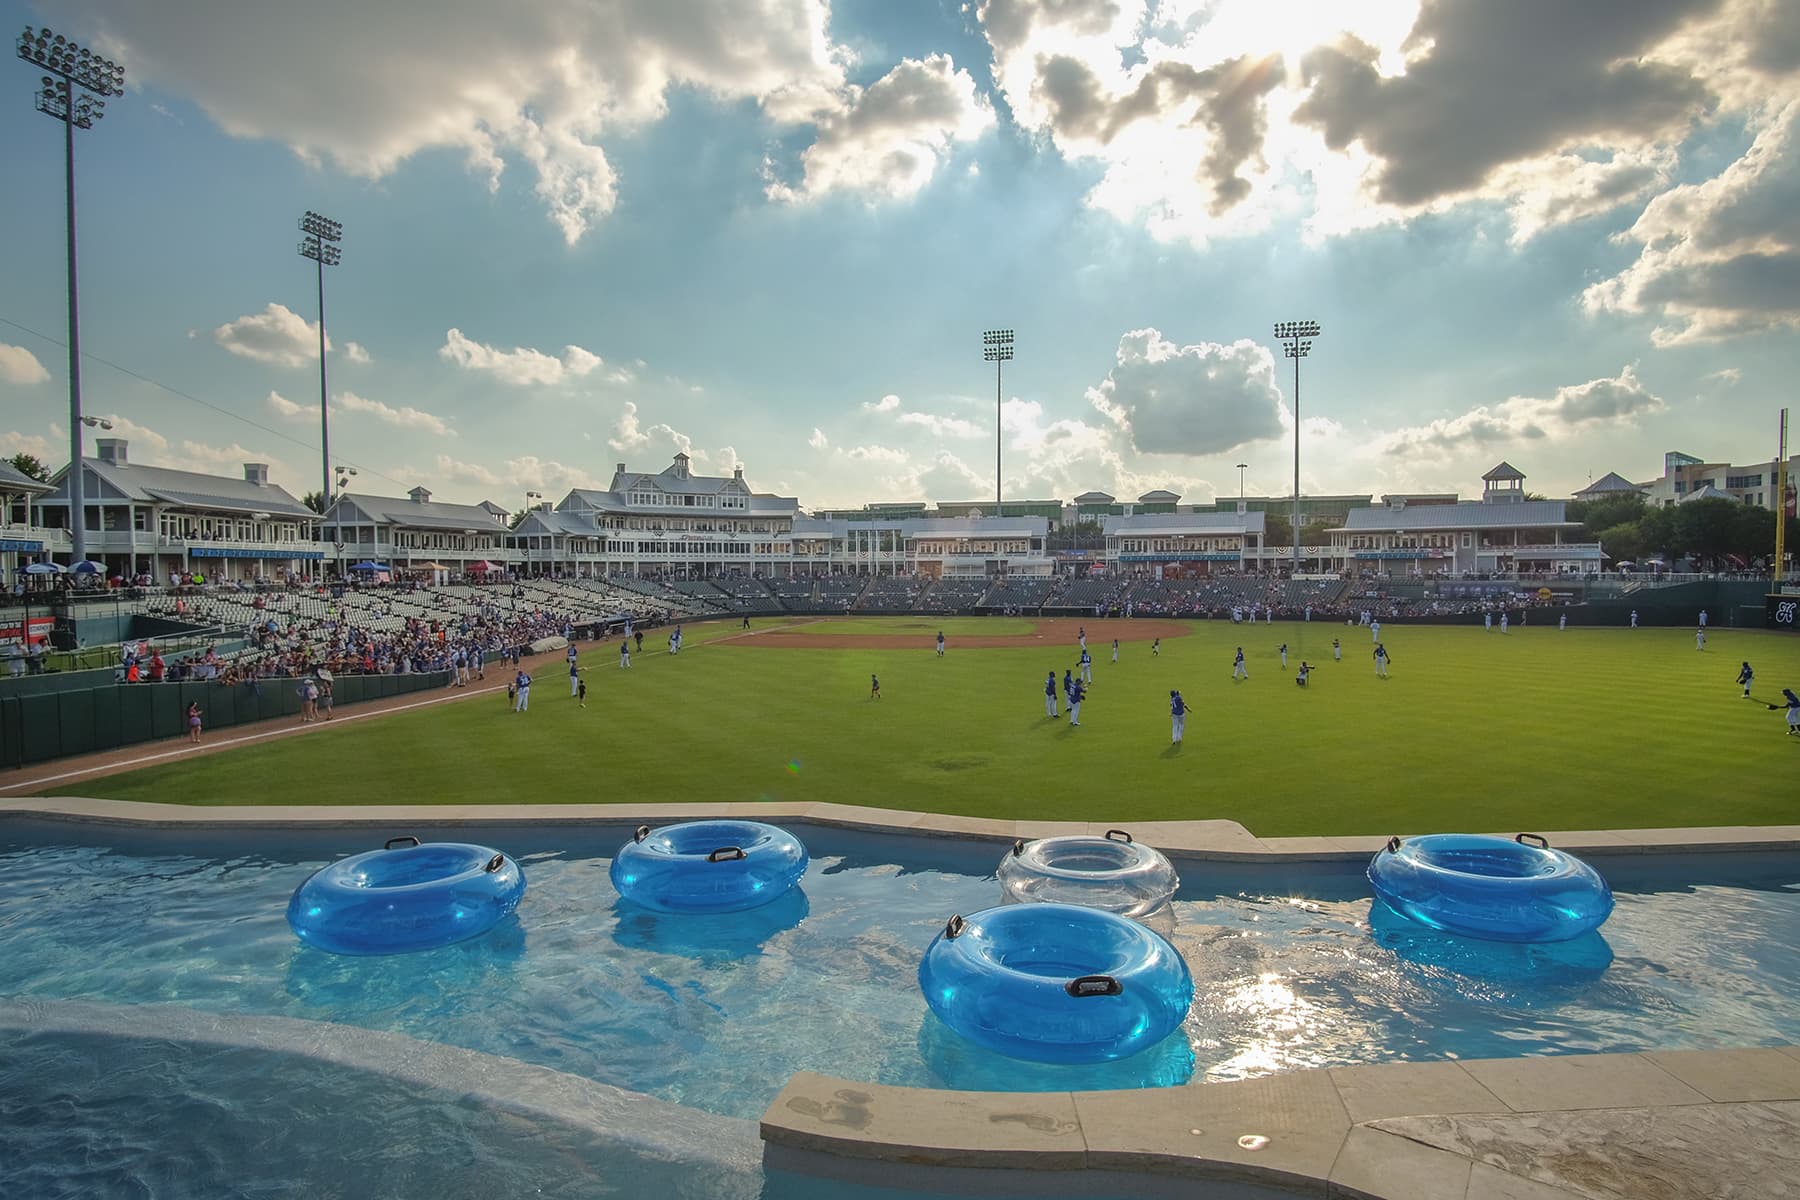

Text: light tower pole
xmin=16 ymin=26 xmax=124 ymax=568
xmin=298 ymin=211 xmax=343 ymax=512
xmin=1273 ymin=321 xmax=1321 ymax=576
xmin=982 ymin=330 xmax=1014 ymax=514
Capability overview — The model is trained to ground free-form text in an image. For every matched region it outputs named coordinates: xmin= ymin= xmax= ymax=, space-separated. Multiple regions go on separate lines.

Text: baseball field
xmin=33 ymin=615 xmax=1800 ymax=836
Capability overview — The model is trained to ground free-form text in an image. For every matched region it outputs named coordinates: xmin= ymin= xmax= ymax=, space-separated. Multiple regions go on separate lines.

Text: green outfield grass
xmin=42 ymin=618 xmax=1800 ymax=837
xmin=752 ymin=615 xmax=1044 ymax=637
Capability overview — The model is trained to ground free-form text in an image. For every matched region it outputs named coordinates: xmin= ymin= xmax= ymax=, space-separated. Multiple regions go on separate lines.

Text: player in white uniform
xmin=1232 ymin=647 xmax=1248 ymax=680
xmin=1279 ymin=643 xmax=1288 ymax=668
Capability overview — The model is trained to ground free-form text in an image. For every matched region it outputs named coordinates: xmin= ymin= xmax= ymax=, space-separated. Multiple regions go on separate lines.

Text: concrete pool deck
xmin=3 ymin=797 xmax=1797 ymax=1199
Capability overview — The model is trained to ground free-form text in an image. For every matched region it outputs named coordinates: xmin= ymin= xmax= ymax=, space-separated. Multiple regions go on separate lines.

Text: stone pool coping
xmin=5 ymin=797 xmax=1798 ymax=1199
xmin=5 ymin=796 xmax=1799 ymax=861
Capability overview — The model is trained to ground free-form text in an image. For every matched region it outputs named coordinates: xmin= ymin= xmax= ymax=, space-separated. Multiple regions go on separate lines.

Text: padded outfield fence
xmin=0 ymin=670 xmax=453 ymax=769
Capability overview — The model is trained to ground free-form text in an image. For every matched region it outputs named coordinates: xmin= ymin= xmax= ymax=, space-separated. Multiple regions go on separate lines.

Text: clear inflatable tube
xmin=1368 ymin=833 xmax=1614 ymax=943
xmin=997 ymin=830 xmax=1179 ymax=921
xmin=918 ymin=903 xmax=1193 ymax=1064
xmin=286 ymin=837 xmax=527 ymax=956
xmin=610 ymin=820 xmax=808 ymax=914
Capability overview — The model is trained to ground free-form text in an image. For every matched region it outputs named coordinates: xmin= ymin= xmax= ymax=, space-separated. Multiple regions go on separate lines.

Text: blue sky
xmin=0 ymin=0 xmax=1795 ymax=509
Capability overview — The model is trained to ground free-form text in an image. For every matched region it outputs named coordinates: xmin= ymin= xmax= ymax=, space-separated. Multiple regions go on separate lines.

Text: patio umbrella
xmin=350 ymin=561 xmax=388 ymax=571
xmin=71 ymin=560 xmax=107 ymax=574
xmin=23 ymin=562 xmax=64 ymax=575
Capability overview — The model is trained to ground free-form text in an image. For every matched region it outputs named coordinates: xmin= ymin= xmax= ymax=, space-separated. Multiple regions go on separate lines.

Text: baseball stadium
xmin=4 ymin=453 xmax=1799 ymax=1198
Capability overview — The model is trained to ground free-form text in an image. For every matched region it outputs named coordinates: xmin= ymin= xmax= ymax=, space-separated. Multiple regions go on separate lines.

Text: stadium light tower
xmin=298 ymin=211 xmax=343 ymax=513
xmin=16 ymin=26 xmax=125 ymax=568
xmin=982 ymin=330 xmax=1014 ymax=514
xmin=1273 ymin=320 xmax=1321 ymax=575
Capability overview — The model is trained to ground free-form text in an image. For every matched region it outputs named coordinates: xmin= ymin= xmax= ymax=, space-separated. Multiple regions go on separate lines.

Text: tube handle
xmin=633 ymin=824 xmax=651 ymax=843
xmin=1011 ymin=838 xmax=1026 ymax=857
xmin=1515 ymin=833 xmax=1550 ymax=849
xmin=944 ymin=914 xmax=965 ymax=940
xmin=707 ymin=846 xmax=747 ymax=863
xmin=1065 ymin=975 xmax=1123 ymax=998
xmin=384 ymin=836 xmax=421 ymax=851
xmin=1104 ymin=829 xmax=1132 ymax=843
xmin=483 ymin=853 xmax=505 ymax=873
xmin=1385 ymin=836 xmax=1402 ymax=854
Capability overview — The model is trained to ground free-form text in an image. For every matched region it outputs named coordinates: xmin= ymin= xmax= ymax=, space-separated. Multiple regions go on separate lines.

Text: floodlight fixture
xmin=1273 ymin=319 xmax=1324 ymax=575
xmin=16 ymin=26 xmax=126 ymax=566
xmin=982 ymin=329 xmax=1016 ymax=510
xmin=298 ymin=210 xmax=345 ymax=508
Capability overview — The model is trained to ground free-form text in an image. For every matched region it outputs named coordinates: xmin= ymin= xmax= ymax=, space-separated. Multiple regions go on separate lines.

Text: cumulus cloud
xmin=1296 ymin=2 xmax=1712 ymax=211
xmin=1382 ymin=366 xmax=1666 ymax=457
xmin=212 ymin=303 xmax=326 ymax=367
xmin=898 ymin=411 xmax=986 ymax=439
xmin=503 ymin=454 xmax=604 ymax=493
xmin=337 ymin=391 xmax=456 ymax=436
xmin=266 ymin=390 xmax=319 ymax=421
xmin=609 ymin=401 xmax=651 ymax=451
xmin=434 ymin=453 xmax=504 ymax=488
xmin=862 ymin=393 xmax=985 ymax=438
xmin=0 ymin=344 xmax=50 ymax=385
xmin=1085 ymin=328 xmax=1284 ymax=456
xmin=1 ymin=431 xmax=59 ymax=463
xmin=343 ymin=341 xmax=372 ymax=364
xmin=766 ymin=54 xmax=994 ymax=202
xmin=75 ymin=0 xmax=998 ymax=239
xmin=808 ymin=427 xmax=829 ymax=449
xmin=440 ymin=328 xmax=608 ymax=386
xmin=1582 ymin=99 xmax=1800 ymax=343
xmin=975 ymin=0 xmax=1784 ymax=248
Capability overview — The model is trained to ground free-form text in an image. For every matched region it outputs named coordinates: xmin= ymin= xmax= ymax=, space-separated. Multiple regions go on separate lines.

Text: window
xmin=1461 ymin=533 xmax=1473 ymax=548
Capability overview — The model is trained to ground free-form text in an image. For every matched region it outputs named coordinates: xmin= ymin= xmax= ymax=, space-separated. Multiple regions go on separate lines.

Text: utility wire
xmin=0 ymin=313 xmax=408 ymax=489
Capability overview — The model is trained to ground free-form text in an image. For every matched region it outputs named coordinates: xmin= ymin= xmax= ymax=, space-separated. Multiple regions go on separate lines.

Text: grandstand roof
xmin=1101 ymin=511 xmax=1265 ymax=536
xmin=0 ymin=461 xmax=51 ymax=495
xmin=330 ymin=492 xmax=509 ymax=530
xmin=792 ymin=515 xmax=1048 ymax=538
xmin=1341 ymin=499 xmax=1574 ymax=531
xmin=43 ymin=455 xmax=314 ymax=517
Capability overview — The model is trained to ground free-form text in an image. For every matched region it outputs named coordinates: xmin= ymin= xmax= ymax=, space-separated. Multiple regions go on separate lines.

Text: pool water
xmin=1 ymin=822 xmax=1796 ymax=1121
xmin=4 ymin=822 xmax=1799 ymax=1199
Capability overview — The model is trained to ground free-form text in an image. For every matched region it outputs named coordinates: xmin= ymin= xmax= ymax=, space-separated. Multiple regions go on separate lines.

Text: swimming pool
xmin=1 ymin=819 xmax=1797 ymax=1195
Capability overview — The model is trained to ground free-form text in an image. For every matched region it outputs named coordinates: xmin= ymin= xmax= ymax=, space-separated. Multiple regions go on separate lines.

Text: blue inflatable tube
xmin=610 ymin=820 xmax=808 ymax=913
xmin=919 ymin=903 xmax=1193 ymax=1064
xmin=287 ymin=836 xmax=527 ymax=955
xmin=1368 ymin=833 xmax=1614 ymax=943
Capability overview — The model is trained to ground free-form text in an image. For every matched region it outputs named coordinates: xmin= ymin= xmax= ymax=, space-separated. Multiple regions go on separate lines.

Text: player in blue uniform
xmin=1232 ymin=647 xmax=1247 ymax=680
xmin=870 ymin=673 xmax=881 ymax=700
xmin=1044 ymin=670 xmax=1059 ymax=717
xmin=1169 ymin=689 xmax=1185 ymax=743
xmin=1737 ymin=661 xmax=1753 ymax=698
xmin=1067 ymin=679 xmax=1084 ymax=726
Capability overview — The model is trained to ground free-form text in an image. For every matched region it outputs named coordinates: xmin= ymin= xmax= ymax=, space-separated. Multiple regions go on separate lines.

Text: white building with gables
xmin=33 ymin=439 xmax=321 ymax=580
xmin=509 ymin=454 xmax=801 ymax=577
xmin=320 ymin=486 xmax=512 ymax=577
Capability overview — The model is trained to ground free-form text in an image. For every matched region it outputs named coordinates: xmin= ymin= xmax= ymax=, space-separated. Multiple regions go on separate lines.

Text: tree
xmin=1569 ymin=494 xmax=1646 ymax=542
xmin=302 ymin=490 xmax=326 ymax=514
xmin=6 ymin=452 xmax=50 ymax=482
xmin=1672 ymin=497 xmax=1741 ymax=567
